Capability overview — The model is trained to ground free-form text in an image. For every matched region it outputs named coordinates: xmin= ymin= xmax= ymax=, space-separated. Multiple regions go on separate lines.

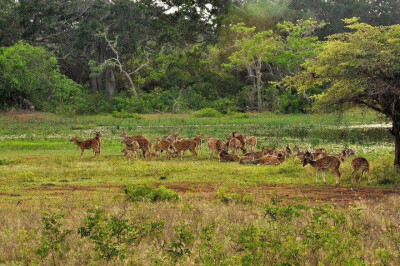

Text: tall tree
xmin=285 ymin=18 xmax=400 ymax=168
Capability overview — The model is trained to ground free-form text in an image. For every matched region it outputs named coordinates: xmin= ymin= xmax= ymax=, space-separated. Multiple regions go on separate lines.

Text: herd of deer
xmin=70 ymin=131 xmax=370 ymax=185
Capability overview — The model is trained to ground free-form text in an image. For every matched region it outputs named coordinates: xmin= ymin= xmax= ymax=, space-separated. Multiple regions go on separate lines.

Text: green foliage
xmin=0 ymin=42 xmax=85 ymax=113
xmin=216 ymin=186 xmax=255 ymax=204
xmin=167 ymin=225 xmax=195 ymax=261
xmin=78 ymin=208 xmax=165 ymax=261
xmin=193 ymin=108 xmax=222 ymax=118
xmin=123 ymin=184 xmax=179 ymax=202
xmin=264 ymin=197 xmax=306 ymax=221
xmin=286 ymin=18 xmax=400 ymax=114
xmin=36 ymin=213 xmax=72 ymax=264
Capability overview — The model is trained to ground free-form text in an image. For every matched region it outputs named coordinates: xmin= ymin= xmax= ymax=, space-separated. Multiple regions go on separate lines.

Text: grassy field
xmin=1 ymin=110 xmax=399 ymax=265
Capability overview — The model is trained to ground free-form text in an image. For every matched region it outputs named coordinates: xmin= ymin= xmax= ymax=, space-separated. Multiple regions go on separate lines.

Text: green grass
xmin=0 ymin=110 xmax=399 ymax=264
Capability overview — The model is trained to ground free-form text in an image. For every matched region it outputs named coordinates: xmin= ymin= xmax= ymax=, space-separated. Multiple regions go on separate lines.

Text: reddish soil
xmin=23 ymin=182 xmax=400 ymax=205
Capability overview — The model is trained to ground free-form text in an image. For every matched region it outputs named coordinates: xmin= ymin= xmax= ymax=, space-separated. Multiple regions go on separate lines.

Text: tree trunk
xmin=91 ymin=41 xmax=104 ymax=92
xmin=105 ymin=67 xmax=116 ymax=96
xmin=246 ymin=65 xmax=256 ymax=108
xmin=255 ymin=65 xmax=262 ymax=112
xmin=123 ymin=70 xmax=139 ymax=100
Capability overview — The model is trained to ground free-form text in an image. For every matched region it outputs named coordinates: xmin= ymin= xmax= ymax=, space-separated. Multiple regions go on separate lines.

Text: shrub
xmin=193 ymin=108 xmax=222 ymax=118
xmin=167 ymin=225 xmax=195 ymax=261
xmin=123 ymin=184 xmax=179 ymax=202
xmin=78 ymin=208 xmax=165 ymax=261
xmin=210 ymin=98 xmax=235 ymax=114
xmin=36 ymin=213 xmax=72 ymax=265
xmin=216 ymin=186 xmax=254 ymax=204
xmin=0 ymin=41 xmax=85 ymax=113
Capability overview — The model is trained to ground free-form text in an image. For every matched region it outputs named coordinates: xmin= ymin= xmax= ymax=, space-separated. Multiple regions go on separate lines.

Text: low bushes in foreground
xmin=15 ymin=197 xmax=400 ymax=265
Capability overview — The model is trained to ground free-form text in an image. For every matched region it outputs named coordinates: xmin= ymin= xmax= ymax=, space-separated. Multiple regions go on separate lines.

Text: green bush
xmin=0 ymin=41 xmax=85 ymax=113
xmin=216 ymin=186 xmax=254 ymax=204
xmin=210 ymin=98 xmax=235 ymax=114
xmin=193 ymin=108 xmax=222 ymax=118
xmin=36 ymin=213 xmax=72 ymax=264
xmin=78 ymin=208 xmax=165 ymax=261
xmin=123 ymin=184 xmax=179 ymax=202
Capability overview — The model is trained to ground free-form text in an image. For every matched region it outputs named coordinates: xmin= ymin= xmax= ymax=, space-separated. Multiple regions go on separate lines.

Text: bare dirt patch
xmin=159 ymin=182 xmax=400 ymax=204
xmin=22 ymin=182 xmax=400 ymax=205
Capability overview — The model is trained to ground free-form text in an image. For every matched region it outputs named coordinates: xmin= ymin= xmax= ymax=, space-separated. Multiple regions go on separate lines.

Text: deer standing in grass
xmin=245 ymin=136 xmax=257 ymax=152
xmin=194 ymin=136 xmax=203 ymax=153
xmin=121 ymin=132 xmax=152 ymax=158
xmin=121 ymin=138 xmax=140 ymax=159
xmin=207 ymin=138 xmax=227 ymax=159
xmin=303 ymin=156 xmax=342 ymax=185
xmin=173 ymin=139 xmax=197 ymax=159
xmin=154 ymin=138 xmax=175 ymax=160
xmin=70 ymin=135 xmax=100 ymax=158
xmin=351 ymin=157 xmax=370 ymax=184
xmin=93 ymin=131 xmax=102 ymax=156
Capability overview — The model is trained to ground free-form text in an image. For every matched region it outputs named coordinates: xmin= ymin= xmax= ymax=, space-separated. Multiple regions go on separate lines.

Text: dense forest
xmin=0 ymin=0 xmax=399 ymax=114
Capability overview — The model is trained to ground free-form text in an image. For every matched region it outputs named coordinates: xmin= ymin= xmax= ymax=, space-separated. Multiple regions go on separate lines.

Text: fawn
xmin=245 ymin=136 xmax=257 ymax=152
xmin=351 ymin=157 xmax=370 ymax=183
xmin=121 ymin=132 xmax=152 ymax=158
xmin=303 ymin=156 xmax=342 ymax=185
xmin=231 ymin=132 xmax=247 ymax=153
xmin=121 ymin=138 xmax=140 ymax=159
xmin=70 ymin=135 xmax=100 ymax=158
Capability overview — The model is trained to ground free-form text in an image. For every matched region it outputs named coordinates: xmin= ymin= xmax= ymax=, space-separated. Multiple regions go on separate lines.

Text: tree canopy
xmin=285 ymin=18 xmax=400 ymax=167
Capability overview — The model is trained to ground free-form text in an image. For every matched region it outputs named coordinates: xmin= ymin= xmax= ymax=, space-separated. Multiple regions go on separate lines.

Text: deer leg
xmin=367 ymin=170 xmax=370 ymax=183
xmin=315 ymin=170 xmax=319 ymax=183
xmin=81 ymin=149 xmax=84 ymax=158
xmin=351 ymin=169 xmax=357 ymax=184
xmin=322 ymin=171 xmax=326 ymax=184
xmin=336 ymin=169 xmax=341 ymax=185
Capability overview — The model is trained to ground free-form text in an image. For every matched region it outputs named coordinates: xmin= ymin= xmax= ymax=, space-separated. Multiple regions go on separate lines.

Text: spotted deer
xmin=70 ymin=135 xmax=100 ymax=158
xmin=231 ymin=132 xmax=247 ymax=154
xmin=351 ymin=157 xmax=370 ymax=183
xmin=218 ymin=150 xmax=240 ymax=162
xmin=162 ymin=133 xmax=179 ymax=143
xmin=226 ymin=137 xmax=242 ymax=154
xmin=193 ymin=135 xmax=203 ymax=153
xmin=173 ymin=139 xmax=197 ymax=159
xmin=255 ymin=153 xmax=285 ymax=165
xmin=121 ymin=138 xmax=140 ymax=159
xmin=121 ymin=132 xmax=152 ymax=158
xmin=303 ymin=156 xmax=342 ymax=185
xmin=245 ymin=136 xmax=257 ymax=152
xmin=93 ymin=131 xmax=102 ymax=156
xmin=207 ymin=138 xmax=227 ymax=159
xmin=156 ymin=138 xmax=175 ymax=160
xmin=285 ymin=144 xmax=292 ymax=156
